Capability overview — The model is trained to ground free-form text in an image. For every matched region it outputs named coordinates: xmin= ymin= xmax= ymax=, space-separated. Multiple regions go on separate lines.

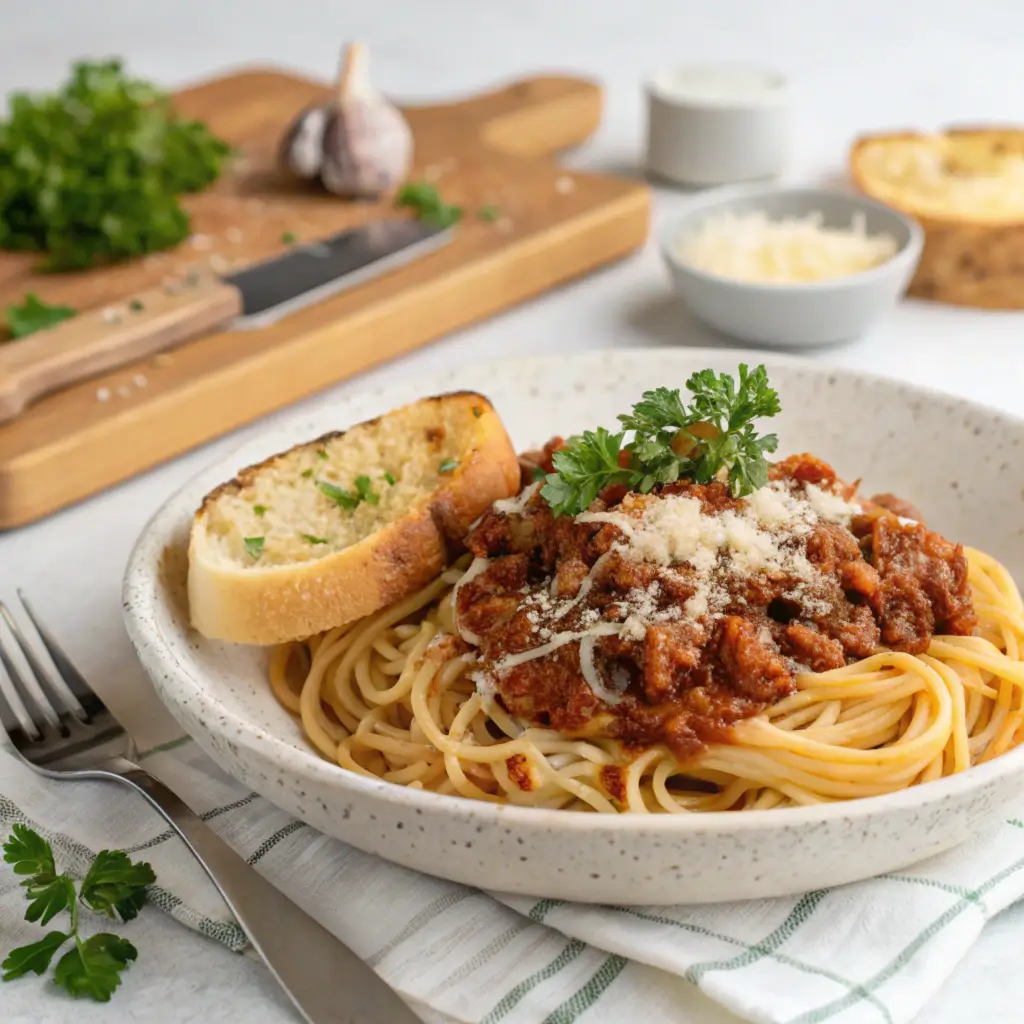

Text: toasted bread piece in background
xmin=187 ymin=392 xmax=520 ymax=645
xmin=851 ymin=127 xmax=1024 ymax=308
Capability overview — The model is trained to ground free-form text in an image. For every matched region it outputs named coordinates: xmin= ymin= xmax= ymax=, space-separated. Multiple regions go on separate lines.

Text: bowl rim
xmin=123 ymin=346 xmax=1024 ymax=838
xmin=645 ymin=63 xmax=790 ymax=110
xmin=659 ymin=183 xmax=925 ymax=294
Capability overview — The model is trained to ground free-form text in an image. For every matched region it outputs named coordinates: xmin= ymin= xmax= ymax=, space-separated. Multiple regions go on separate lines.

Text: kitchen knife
xmin=0 ymin=218 xmax=452 ymax=423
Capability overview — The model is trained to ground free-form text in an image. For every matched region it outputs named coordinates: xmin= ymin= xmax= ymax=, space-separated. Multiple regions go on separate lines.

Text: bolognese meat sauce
xmin=455 ymin=446 xmax=977 ymax=762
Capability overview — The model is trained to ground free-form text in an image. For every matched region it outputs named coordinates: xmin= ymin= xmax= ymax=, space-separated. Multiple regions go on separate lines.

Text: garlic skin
xmin=278 ymin=42 xmax=413 ymax=199
xmin=320 ymin=97 xmax=412 ymax=197
xmin=280 ymin=105 xmax=330 ymax=180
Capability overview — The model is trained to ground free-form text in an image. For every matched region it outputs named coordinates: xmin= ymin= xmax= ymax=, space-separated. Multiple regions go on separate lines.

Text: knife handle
xmin=0 ymin=274 xmax=242 ymax=423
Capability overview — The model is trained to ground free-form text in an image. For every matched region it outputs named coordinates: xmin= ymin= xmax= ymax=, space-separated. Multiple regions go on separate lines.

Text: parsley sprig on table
xmin=540 ymin=364 xmax=781 ymax=517
xmin=0 ymin=59 xmax=232 ymax=271
xmin=2 ymin=824 xmax=155 ymax=1002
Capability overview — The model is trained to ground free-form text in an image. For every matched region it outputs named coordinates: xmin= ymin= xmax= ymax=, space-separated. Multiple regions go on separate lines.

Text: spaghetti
xmin=269 ymin=545 xmax=1024 ymax=813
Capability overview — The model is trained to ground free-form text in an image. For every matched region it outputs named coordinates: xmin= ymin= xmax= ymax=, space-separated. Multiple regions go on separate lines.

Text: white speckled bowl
xmin=123 ymin=349 xmax=1024 ymax=905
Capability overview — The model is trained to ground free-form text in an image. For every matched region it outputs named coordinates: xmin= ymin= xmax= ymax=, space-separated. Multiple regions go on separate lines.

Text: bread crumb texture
xmin=200 ymin=395 xmax=482 ymax=568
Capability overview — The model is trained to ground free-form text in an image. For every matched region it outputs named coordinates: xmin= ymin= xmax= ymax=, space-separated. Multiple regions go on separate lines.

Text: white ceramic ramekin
xmin=645 ymin=64 xmax=791 ymax=186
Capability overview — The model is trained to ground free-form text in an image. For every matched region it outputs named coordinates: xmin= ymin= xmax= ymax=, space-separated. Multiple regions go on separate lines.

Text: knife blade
xmin=0 ymin=219 xmax=453 ymax=424
xmin=228 ymin=219 xmax=452 ymax=327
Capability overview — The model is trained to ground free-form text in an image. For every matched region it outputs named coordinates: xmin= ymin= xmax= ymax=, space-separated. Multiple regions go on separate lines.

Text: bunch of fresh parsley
xmin=541 ymin=364 xmax=782 ymax=516
xmin=0 ymin=59 xmax=232 ymax=271
xmin=2 ymin=824 xmax=154 ymax=1002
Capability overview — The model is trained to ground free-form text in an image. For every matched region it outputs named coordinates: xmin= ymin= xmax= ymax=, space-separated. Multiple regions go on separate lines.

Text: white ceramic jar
xmin=645 ymin=65 xmax=791 ymax=186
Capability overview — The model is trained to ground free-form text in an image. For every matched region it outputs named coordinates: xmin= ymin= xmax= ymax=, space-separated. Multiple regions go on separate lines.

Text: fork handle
xmin=112 ymin=765 xmax=421 ymax=1024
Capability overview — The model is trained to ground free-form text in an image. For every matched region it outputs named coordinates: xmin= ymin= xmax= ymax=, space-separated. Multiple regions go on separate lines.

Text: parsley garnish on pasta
xmin=540 ymin=364 xmax=781 ymax=516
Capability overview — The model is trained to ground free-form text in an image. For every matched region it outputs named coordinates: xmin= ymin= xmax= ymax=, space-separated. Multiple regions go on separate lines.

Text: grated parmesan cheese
xmin=470 ymin=669 xmax=499 ymax=711
xmin=746 ymin=484 xmax=802 ymax=527
xmin=450 ymin=557 xmax=491 ymax=645
xmin=677 ymin=209 xmax=899 ymax=284
xmin=804 ymin=482 xmax=861 ymax=523
xmin=597 ymin=479 xmax=861 ymax=635
xmin=492 ymin=481 xmax=540 ymax=517
xmin=492 ymin=623 xmax=621 ymax=673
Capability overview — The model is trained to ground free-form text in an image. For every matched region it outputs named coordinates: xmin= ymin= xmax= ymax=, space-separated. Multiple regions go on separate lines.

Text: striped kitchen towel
xmin=3 ymin=739 xmax=1024 ymax=1024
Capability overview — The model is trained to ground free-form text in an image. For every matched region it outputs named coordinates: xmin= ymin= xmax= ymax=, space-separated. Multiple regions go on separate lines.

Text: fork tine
xmin=16 ymin=591 xmax=91 ymax=721
xmin=0 ymin=600 xmax=84 ymax=725
xmin=0 ymin=609 xmax=62 ymax=734
xmin=0 ymin=642 xmax=42 ymax=740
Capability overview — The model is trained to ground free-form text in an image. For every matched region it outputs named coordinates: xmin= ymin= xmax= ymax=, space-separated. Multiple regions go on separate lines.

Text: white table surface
xmin=3 ymin=2 xmax=1024 ymax=1021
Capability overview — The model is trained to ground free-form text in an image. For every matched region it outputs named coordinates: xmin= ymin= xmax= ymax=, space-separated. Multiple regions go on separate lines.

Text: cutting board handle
xmin=0 ymin=275 xmax=242 ymax=423
xmin=439 ymin=75 xmax=603 ymax=159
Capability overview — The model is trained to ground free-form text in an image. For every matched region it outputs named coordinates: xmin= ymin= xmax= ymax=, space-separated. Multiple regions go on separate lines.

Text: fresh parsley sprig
xmin=540 ymin=364 xmax=781 ymax=516
xmin=541 ymin=428 xmax=634 ymax=518
xmin=2 ymin=824 xmax=154 ymax=1002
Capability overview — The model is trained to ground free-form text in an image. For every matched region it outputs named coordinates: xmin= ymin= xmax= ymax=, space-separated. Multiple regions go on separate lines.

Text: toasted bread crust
xmin=851 ymin=128 xmax=1024 ymax=309
xmin=187 ymin=393 xmax=520 ymax=645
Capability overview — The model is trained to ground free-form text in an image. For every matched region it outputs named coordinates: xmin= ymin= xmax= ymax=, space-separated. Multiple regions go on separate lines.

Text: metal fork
xmin=0 ymin=591 xmax=421 ymax=1024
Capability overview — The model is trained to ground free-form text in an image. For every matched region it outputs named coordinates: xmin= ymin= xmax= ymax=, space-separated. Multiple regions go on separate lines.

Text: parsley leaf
xmin=354 ymin=475 xmax=378 ymax=504
xmin=24 ymin=876 xmax=76 ymax=926
xmin=4 ymin=293 xmax=77 ymax=340
xmin=243 ymin=537 xmax=264 ymax=561
xmin=478 ymin=205 xmax=500 ymax=222
xmin=540 ymin=427 xmax=632 ymax=517
xmin=396 ymin=181 xmax=462 ymax=228
xmin=53 ymin=934 xmax=137 ymax=1002
xmin=252 ymin=504 xmax=267 ymax=517
xmin=303 ymin=534 xmax=329 ymax=545
xmin=280 ymin=231 xmax=297 ymax=244
xmin=618 ymin=386 xmax=690 ymax=438
xmin=301 ymin=469 xmax=313 ymax=479
xmin=317 ymin=480 xmax=359 ymax=510
xmin=79 ymin=850 xmax=155 ymax=922
xmin=0 ymin=59 xmax=231 ymax=271
xmin=383 ymin=471 xmax=396 ymax=485
xmin=438 ymin=458 xmax=459 ymax=474
xmin=3 ymin=824 xmax=56 ymax=882
xmin=540 ymin=364 xmax=781 ymax=516
xmin=2 ymin=827 xmax=152 ymax=1001
xmin=2 ymin=931 xmax=70 ymax=981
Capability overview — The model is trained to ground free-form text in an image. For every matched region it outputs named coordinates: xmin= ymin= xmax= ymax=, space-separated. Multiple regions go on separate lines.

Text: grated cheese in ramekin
xmin=677 ymin=209 xmax=899 ymax=284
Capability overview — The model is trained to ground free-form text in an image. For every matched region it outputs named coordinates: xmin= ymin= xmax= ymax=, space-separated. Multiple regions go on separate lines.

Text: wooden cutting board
xmin=0 ymin=67 xmax=650 ymax=529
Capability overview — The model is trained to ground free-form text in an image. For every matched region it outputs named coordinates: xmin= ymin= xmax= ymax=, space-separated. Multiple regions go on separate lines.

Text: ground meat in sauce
xmin=505 ymin=753 xmax=534 ymax=791
xmin=599 ymin=764 xmax=627 ymax=803
xmin=459 ymin=448 xmax=977 ymax=762
xmin=869 ymin=492 xmax=925 ymax=524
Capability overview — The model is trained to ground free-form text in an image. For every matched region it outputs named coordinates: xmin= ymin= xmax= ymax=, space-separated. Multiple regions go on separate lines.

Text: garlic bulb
xmin=279 ymin=42 xmax=413 ymax=199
